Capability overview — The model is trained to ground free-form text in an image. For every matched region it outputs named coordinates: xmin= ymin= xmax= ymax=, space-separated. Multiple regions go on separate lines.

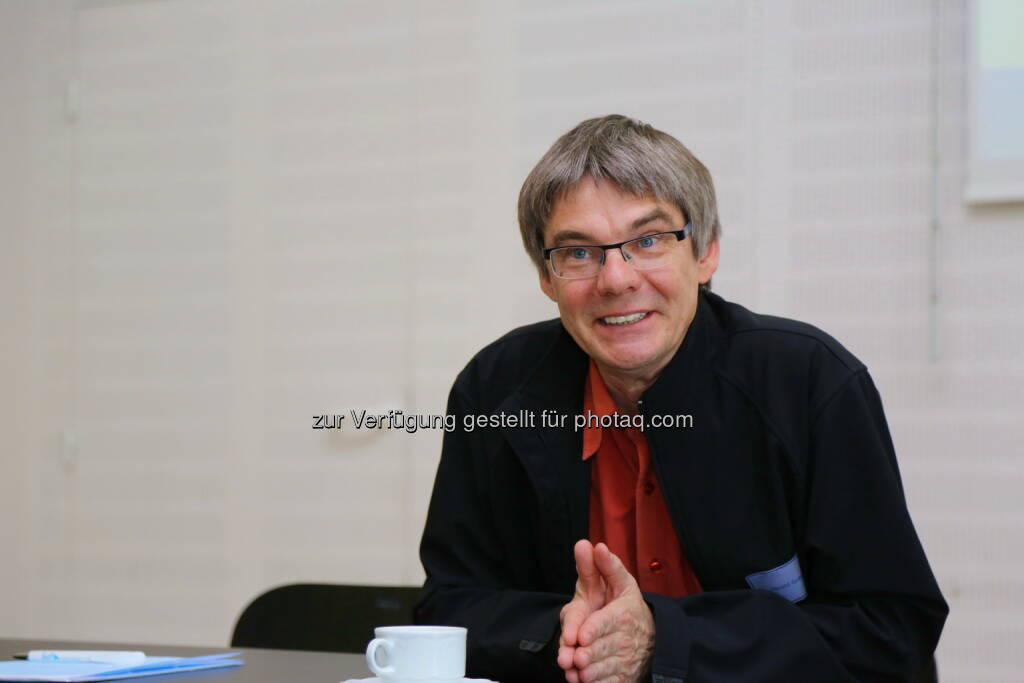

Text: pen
xmin=23 ymin=650 xmax=147 ymax=664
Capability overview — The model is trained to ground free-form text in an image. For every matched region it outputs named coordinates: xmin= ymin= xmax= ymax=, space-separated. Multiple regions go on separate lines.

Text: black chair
xmin=231 ymin=583 xmax=422 ymax=653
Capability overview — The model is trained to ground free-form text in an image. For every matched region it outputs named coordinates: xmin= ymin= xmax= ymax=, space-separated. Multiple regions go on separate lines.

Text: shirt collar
xmin=582 ymin=360 xmax=618 ymax=460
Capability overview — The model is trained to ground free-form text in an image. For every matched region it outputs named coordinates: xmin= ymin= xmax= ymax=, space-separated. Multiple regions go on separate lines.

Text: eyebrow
xmin=631 ymin=208 xmax=676 ymax=230
xmin=547 ymin=208 xmax=678 ymax=246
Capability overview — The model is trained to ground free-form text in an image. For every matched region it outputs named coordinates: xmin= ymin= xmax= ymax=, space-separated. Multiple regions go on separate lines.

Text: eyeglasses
xmin=542 ymin=223 xmax=692 ymax=280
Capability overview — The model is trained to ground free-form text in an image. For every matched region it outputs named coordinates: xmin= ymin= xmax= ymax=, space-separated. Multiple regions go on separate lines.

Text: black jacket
xmin=416 ymin=292 xmax=947 ymax=682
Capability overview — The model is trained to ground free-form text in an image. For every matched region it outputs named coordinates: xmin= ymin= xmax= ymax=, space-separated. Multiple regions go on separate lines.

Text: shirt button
xmin=643 ymin=481 xmax=656 ymax=495
xmin=649 ymin=559 xmax=664 ymax=574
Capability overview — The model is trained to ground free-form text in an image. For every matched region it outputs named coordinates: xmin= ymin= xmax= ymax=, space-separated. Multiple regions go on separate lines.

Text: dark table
xmin=1 ymin=638 xmax=371 ymax=682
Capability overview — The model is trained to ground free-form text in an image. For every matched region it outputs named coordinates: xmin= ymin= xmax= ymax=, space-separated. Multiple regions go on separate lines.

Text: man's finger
xmin=593 ymin=542 xmax=634 ymax=596
xmin=560 ymin=600 xmax=588 ymax=648
xmin=557 ymin=643 xmax=576 ymax=671
xmin=574 ymin=540 xmax=603 ymax=597
xmin=574 ymin=651 xmax=623 ymax=683
xmin=572 ymin=633 xmax=612 ymax=670
xmin=577 ymin=606 xmax=614 ymax=647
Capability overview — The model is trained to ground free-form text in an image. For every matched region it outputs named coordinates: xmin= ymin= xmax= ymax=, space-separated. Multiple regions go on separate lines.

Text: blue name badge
xmin=745 ymin=554 xmax=807 ymax=602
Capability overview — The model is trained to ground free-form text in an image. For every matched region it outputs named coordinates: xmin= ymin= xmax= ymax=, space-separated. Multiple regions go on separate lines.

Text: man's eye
xmin=636 ymin=235 xmax=657 ymax=248
xmin=569 ymin=247 xmax=592 ymax=260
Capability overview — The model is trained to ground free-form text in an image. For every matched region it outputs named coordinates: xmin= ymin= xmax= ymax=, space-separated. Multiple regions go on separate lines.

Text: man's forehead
xmin=554 ymin=175 xmax=650 ymax=203
xmin=545 ymin=179 xmax=684 ymax=242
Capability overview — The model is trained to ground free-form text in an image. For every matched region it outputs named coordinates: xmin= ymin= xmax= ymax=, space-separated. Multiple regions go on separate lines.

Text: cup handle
xmin=365 ymin=638 xmax=395 ymax=676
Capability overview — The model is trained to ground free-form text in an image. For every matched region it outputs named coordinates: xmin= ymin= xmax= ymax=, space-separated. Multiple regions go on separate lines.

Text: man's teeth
xmin=602 ymin=312 xmax=648 ymax=325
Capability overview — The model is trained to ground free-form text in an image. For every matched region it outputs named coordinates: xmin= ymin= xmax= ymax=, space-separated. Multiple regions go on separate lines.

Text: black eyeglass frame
xmin=541 ymin=223 xmax=693 ymax=279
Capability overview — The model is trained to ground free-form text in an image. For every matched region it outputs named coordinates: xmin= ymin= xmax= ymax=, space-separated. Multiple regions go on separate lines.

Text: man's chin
xmin=591 ymin=349 xmax=661 ymax=375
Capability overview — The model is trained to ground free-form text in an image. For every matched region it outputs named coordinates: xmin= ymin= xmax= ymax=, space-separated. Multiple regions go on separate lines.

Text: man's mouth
xmin=599 ymin=312 xmax=649 ymax=326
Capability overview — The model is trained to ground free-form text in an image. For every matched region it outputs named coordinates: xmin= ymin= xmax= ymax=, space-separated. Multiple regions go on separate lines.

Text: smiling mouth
xmin=600 ymin=312 xmax=649 ymax=326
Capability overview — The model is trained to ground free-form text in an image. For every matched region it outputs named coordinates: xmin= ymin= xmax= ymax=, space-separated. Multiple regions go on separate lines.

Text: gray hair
xmin=517 ymin=115 xmax=721 ymax=288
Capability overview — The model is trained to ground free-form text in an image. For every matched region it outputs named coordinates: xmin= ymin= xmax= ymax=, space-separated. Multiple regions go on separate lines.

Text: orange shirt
xmin=583 ymin=361 xmax=702 ymax=598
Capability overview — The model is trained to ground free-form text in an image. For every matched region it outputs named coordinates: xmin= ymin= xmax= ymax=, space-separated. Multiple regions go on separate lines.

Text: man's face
xmin=539 ymin=176 xmax=719 ymax=383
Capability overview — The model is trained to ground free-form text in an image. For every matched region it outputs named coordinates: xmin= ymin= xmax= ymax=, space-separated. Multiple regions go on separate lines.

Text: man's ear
xmin=697 ymin=239 xmax=720 ymax=285
xmin=539 ymin=267 xmax=557 ymax=302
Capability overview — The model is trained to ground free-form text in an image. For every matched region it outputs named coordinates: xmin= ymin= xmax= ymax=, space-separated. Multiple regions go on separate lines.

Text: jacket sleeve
xmin=643 ymin=370 xmax=948 ymax=683
xmin=415 ymin=383 xmax=569 ymax=683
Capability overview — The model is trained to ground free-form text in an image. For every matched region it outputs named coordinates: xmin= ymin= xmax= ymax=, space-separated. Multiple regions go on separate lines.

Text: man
xmin=416 ymin=115 xmax=947 ymax=682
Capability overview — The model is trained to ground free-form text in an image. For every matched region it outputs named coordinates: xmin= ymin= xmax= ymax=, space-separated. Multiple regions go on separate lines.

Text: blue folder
xmin=0 ymin=653 xmax=243 ymax=682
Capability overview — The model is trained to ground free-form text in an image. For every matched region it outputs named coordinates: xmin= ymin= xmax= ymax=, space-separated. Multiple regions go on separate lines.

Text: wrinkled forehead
xmin=544 ymin=176 xmax=685 ymax=242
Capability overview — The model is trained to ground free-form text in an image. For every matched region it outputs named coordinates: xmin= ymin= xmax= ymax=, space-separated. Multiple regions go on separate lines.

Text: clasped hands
xmin=558 ymin=540 xmax=655 ymax=683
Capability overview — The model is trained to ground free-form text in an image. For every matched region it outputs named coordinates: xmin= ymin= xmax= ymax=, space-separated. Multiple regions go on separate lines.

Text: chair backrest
xmin=231 ymin=583 xmax=422 ymax=653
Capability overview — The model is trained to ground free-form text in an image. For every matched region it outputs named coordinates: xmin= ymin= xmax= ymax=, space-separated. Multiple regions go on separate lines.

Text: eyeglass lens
xmin=550 ymin=233 xmax=677 ymax=278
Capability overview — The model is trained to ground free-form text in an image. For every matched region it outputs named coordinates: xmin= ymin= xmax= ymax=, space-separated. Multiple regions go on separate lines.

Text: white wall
xmin=1 ymin=1 xmax=1021 ymax=680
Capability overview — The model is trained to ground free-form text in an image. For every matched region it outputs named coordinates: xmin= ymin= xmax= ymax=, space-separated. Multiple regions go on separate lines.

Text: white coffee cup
xmin=365 ymin=625 xmax=466 ymax=682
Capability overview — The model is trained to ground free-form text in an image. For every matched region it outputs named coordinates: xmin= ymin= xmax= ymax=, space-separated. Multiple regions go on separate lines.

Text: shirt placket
xmin=626 ymin=427 xmax=663 ymax=594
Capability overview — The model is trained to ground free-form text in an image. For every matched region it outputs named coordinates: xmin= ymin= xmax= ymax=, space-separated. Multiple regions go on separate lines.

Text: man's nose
xmin=596 ymin=248 xmax=640 ymax=295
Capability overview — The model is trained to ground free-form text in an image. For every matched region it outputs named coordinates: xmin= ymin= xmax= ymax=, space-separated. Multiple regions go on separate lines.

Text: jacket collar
xmin=496 ymin=325 xmax=589 ymax=587
xmin=640 ymin=293 xmax=729 ymax=586
xmin=641 ymin=290 xmax=723 ymax=411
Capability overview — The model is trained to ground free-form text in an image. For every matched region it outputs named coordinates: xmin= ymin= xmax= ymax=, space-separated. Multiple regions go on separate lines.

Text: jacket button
xmin=649 ymin=559 xmax=664 ymax=574
xmin=642 ymin=481 xmax=655 ymax=495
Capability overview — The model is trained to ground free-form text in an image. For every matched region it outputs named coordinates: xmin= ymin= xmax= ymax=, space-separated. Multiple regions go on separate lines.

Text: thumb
xmin=593 ymin=542 xmax=635 ymax=596
xmin=574 ymin=539 xmax=604 ymax=602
